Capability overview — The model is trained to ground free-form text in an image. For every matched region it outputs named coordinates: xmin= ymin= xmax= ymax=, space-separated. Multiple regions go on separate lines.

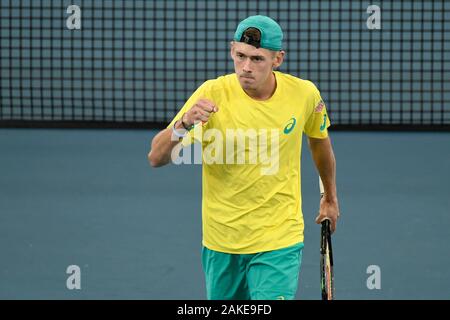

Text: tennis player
xmin=148 ymin=15 xmax=340 ymax=300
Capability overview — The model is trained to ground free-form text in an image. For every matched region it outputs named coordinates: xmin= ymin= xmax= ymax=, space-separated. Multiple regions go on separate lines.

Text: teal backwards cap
xmin=233 ymin=15 xmax=283 ymax=51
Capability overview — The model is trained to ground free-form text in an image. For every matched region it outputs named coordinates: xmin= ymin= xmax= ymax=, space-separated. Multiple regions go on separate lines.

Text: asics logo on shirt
xmin=320 ymin=114 xmax=327 ymax=132
xmin=283 ymin=117 xmax=297 ymax=134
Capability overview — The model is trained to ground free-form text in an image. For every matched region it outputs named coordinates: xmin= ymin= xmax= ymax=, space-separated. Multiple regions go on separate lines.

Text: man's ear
xmin=273 ymin=50 xmax=286 ymax=69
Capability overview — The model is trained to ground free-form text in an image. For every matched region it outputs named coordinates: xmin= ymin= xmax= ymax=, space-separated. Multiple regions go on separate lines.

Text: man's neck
xmin=244 ymin=72 xmax=277 ymax=101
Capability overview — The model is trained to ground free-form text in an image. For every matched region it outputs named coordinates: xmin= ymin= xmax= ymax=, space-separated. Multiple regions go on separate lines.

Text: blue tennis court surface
xmin=0 ymin=129 xmax=449 ymax=299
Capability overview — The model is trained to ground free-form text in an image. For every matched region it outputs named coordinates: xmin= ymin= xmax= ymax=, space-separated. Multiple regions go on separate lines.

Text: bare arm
xmin=147 ymin=121 xmax=184 ymax=167
xmin=308 ymin=136 xmax=340 ymax=232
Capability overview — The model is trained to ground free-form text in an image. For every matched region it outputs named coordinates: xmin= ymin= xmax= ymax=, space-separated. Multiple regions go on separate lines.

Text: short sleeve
xmin=303 ymin=83 xmax=331 ymax=139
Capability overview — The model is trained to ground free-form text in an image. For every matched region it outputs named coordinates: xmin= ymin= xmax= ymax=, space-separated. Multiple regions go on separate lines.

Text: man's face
xmin=230 ymin=42 xmax=284 ymax=92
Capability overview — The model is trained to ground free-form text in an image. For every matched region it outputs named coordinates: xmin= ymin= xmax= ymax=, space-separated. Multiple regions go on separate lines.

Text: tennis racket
xmin=319 ymin=178 xmax=335 ymax=300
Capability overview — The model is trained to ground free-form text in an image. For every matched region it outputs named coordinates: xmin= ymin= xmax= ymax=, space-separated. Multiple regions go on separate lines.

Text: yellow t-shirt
xmin=167 ymin=71 xmax=330 ymax=254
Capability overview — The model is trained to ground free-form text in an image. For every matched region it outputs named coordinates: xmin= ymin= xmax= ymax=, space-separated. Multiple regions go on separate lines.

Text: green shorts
xmin=202 ymin=242 xmax=304 ymax=300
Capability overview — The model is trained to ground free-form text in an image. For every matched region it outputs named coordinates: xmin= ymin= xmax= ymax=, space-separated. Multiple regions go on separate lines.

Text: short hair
xmin=239 ymin=27 xmax=262 ymax=48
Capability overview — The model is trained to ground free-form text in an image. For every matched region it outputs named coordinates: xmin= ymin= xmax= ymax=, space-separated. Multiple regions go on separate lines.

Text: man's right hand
xmin=182 ymin=99 xmax=219 ymax=127
xmin=148 ymin=99 xmax=218 ymax=168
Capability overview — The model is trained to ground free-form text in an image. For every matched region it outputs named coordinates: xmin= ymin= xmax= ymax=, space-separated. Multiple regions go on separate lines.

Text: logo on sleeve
xmin=315 ymin=100 xmax=325 ymax=113
xmin=320 ymin=114 xmax=327 ymax=132
xmin=283 ymin=117 xmax=297 ymax=134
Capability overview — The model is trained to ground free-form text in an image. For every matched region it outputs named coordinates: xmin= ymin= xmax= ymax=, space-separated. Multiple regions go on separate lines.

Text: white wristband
xmin=172 ymin=121 xmax=188 ymax=138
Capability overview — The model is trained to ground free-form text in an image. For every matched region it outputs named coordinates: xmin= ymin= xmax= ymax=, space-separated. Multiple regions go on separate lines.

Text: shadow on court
xmin=0 ymin=129 xmax=449 ymax=299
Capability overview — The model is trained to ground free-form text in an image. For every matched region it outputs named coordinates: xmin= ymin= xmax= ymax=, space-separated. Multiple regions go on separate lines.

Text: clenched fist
xmin=182 ymin=99 xmax=219 ymax=128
